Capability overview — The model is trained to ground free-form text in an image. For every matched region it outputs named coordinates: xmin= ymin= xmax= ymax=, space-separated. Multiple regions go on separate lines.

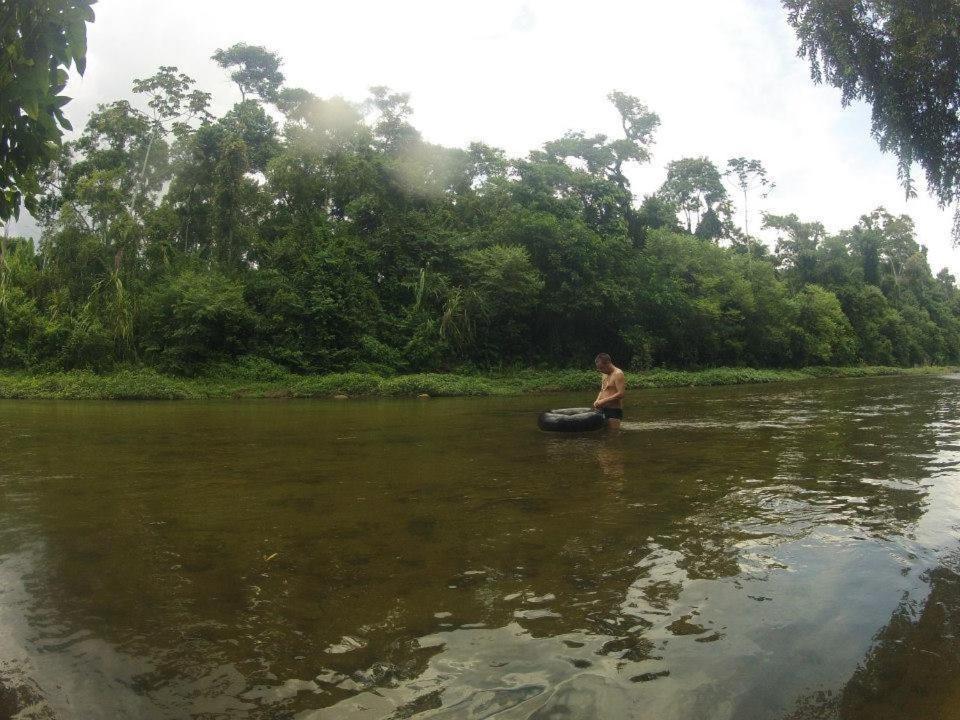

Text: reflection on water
xmin=0 ymin=376 xmax=959 ymax=718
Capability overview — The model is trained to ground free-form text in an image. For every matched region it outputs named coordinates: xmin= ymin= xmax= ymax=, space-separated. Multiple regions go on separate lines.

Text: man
xmin=592 ymin=353 xmax=625 ymax=429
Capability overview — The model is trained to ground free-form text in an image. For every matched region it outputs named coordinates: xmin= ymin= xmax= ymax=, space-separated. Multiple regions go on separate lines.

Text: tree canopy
xmin=2 ymin=44 xmax=959 ymax=375
xmin=783 ymin=0 xmax=960 ymax=236
xmin=659 ymin=157 xmax=728 ymax=234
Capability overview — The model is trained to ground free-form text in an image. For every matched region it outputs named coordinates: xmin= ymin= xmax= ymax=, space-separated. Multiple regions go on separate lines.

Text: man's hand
xmin=593 ymin=399 xmax=602 ymax=409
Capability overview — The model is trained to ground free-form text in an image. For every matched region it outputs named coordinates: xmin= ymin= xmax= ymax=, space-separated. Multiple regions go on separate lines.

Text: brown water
xmin=2 ymin=376 xmax=960 ymax=719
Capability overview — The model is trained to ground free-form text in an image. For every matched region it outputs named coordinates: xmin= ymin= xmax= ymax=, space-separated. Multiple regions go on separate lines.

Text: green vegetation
xmin=3 ymin=19 xmax=960 ymax=380
xmin=0 ymin=365 xmax=952 ymax=401
xmin=0 ymin=0 xmax=94 ymax=221
xmin=784 ymin=0 xmax=960 ymax=238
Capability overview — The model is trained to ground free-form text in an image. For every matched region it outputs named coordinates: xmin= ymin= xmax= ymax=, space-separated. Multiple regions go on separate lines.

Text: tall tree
xmin=764 ymin=211 xmax=826 ymax=286
xmin=857 ymin=207 xmax=919 ymax=289
xmin=783 ymin=0 xmax=960 ymax=239
xmin=39 ymin=68 xmax=209 ymax=267
xmin=129 ymin=67 xmax=210 ymax=222
xmin=211 ymin=43 xmax=284 ymax=103
xmin=365 ymin=86 xmax=420 ymax=151
xmin=659 ymin=157 xmax=727 ymax=233
xmin=541 ymin=92 xmax=659 ymax=246
xmin=725 ymin=157 xmax=774 ymax=236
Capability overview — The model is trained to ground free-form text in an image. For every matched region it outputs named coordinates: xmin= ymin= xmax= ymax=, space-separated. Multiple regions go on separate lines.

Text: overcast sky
xmin=20 ymin=0 xmax=960 ymax=272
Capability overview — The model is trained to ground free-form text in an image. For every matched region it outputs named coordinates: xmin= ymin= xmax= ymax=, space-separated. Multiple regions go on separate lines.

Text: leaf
xmin=51 ymin=44 xmax=70 ymax=66
xmin=66 ymin=24 xmax=88 ymax=73
xmin=22 ymin=95 xmax=40 ymax=120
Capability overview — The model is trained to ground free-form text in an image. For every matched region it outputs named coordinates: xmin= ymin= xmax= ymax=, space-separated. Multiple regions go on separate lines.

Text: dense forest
xmin=2 ymin=42 xmax=960 ymax=376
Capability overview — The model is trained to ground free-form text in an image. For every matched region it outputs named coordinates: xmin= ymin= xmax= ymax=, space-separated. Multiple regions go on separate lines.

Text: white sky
xmin=19 ymin=0 xmax=960 ymax=272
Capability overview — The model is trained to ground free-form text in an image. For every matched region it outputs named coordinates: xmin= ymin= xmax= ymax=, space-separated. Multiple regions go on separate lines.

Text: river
xmin=1 ymin=375 xmax=959 ymax=719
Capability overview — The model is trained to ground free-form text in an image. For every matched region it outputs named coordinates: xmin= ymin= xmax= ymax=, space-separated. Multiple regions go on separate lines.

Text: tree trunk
xmin=743 ymin=188 xmax=749 ymax=236
xmin=133 ymin=128 xmax=158 ymax=219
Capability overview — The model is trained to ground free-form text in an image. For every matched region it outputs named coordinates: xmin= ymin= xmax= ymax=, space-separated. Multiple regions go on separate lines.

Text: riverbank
xmin=0 ymin=365 xmax=954 ymax=400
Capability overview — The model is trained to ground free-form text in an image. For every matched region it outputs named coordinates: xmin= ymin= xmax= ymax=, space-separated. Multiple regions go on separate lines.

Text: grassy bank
xmin=0 ymin=365 xmax=954 ymax=400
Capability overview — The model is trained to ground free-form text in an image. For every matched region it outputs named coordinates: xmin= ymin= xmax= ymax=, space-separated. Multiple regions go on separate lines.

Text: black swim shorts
xmin=600 ymin=407 xmax=623 ymax=421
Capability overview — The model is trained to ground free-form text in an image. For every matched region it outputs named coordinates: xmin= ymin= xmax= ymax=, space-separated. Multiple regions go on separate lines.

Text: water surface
xmin=2 ymin=376 xmax=960 ymax=719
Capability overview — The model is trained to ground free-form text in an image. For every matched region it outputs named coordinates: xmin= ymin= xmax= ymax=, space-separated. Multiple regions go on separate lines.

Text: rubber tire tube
xmin=538 ymin=407 xmax=605 ymax=432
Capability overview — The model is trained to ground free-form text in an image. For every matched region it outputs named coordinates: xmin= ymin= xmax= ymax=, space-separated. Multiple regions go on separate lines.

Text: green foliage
xmin=141 ymin=268 xmax=254 ymax=372
xmin=0 ymin=364 xmax=950 ymax=400
xmin=0 ymin=368 xmax=196 ymax=399
xmin=0 ymin=0 xmax=94 ymax=220
xmin=695 ymin=207 xmax=723 ymax=240
xmin=784 ymin=0 xmax=960 ymax=233
xmin=764 ymin=212 xmax=826 ymax=287
xmin=725 ymin=157 xmax=774 ymax=236
xmin=5 ymin=46 xmax=960 ymax=378
xmin=379 ymin=373 xmax=495 ymax=396
xmin=790 ymin=284 xmax=857 ymax=365
xmin=444 ymin=244 xmax=543 ymax=359
xmin=540 ymin=92 xmax=659 ymax=246
xmin=290 ymin=372 xmax=383 ymax=397
xmin=212 ymin=43 xmax=284 ymax=103
xmin=659 ymin=157 xmax=727 ymax=233
xmin=0 ymin=283 xmax=46 ymax=368
xmin=200 ymin=355 xmax=290 ymax=382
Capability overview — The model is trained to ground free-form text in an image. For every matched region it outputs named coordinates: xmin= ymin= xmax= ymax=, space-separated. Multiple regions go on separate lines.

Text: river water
xmin=1 ymin=376 xmax=960 ymax=719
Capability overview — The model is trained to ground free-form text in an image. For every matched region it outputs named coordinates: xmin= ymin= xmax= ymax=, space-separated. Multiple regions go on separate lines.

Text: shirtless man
xmin=592 ymin=353 xmax=625 ymax=429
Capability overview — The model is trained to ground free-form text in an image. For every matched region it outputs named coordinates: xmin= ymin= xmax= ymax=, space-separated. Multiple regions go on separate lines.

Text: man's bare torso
xmin=599 ymin=367 xmax=625 ymax=408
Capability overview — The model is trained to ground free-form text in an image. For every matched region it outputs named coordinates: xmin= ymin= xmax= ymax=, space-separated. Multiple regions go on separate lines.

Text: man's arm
xmin=593 ymin=377 xmax=605 ymax=408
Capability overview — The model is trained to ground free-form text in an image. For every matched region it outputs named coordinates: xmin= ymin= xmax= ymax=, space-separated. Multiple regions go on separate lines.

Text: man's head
xmin=595 ymin=352 xmax=614 ymax=374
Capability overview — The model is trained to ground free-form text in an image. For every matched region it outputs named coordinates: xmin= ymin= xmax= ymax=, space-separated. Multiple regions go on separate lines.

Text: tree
xmin=127 ymin=67 xmax=210 ymax=235
xmin=39 ymin=67 xmax=210 ymax=265
xmin=6 ymin=40 xmax=960 ymax=375
xmin=695 ymin=206 xmax=723 ymax=241
xmin=863 ymin=208 xmax=917 ymax=289
xmin=0 ymin=0 xmax=95 ymax=222
xmin=937 ymin=267 xmax=956 ymax=292
xmin=541 ymin=92 xmax=660 ymax=246
xmin=848 ymin=222 xmax=882 ymax=287
xmin=847 ymin=207 xmax=918 ymax=291
xmin=365 ymin=86 xmax=419 ymax=151
xmin=791 ymin=284 xmax=857 ymax=365
xmin=212 ymin=43 xmax=284 ymax=103
xmin=783 ymin=0 xmax=960 ymax=239
xmin=41 ymin=100 xmax=160 ymax=237
xmin=659 ymin=157 xmax=727 ymax=233
xmin=725 ymin=157 xmax=774 ymax=236
xmin=441 ymin=244 xmax=543 ymax=358
xmin=605 ymin=91 xmax=661 ymax=177
xmin=763 ymin=212 xmax=826 ymax=286
xmin=636 ymin=194 xmax=680 ymax=235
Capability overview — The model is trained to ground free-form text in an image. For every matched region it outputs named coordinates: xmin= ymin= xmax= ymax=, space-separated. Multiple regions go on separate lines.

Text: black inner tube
xmin=538 ymin=407 xmax=604 ymax=432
